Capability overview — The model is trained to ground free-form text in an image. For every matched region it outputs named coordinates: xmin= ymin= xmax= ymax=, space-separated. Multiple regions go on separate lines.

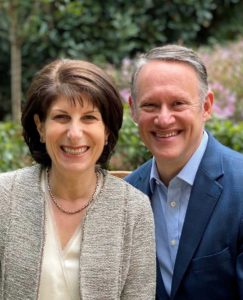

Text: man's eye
xmin=140 ymin=103 xmax=157 ymax=111
xmin=173 ymin=101 xmax=188 ymax=110
xmin=174 ymin=101 xmax=184 ymax=106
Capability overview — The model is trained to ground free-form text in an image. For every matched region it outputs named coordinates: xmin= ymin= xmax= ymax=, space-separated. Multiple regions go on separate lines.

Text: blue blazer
xmin=125 ymin=133 xmax=243 ymax=300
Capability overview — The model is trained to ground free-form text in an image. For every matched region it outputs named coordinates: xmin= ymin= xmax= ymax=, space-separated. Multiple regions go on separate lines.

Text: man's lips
xmin=152 ymin=130 xmax=180 ymax=138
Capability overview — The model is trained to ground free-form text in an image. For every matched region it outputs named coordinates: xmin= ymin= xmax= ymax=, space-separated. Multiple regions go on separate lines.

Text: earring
xmin=40 ymin=135 xmax=44 ymax=143
xmin=105 ymin=139 xmax=108 ymax=145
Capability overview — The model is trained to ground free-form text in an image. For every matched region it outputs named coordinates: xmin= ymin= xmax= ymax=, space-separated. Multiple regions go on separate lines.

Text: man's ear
xmin=34 ymin=114 xmax=45 ymax=142
xmin=203 ymin=91 xmax=214 ymax=122
xmin=128 ymin=96 xmax=138 ymax=123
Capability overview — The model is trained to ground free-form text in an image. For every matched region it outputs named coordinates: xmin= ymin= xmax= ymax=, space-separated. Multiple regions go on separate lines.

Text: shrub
xmin=206 ymin=117 xmax=243 ymax=152
xmin=0 ymin=122 xmax=31 ymax=172
xmin=198 ymin=40 xmax=243 ymax=121
xmin=109 ymin=105 xmax=151 ymax=171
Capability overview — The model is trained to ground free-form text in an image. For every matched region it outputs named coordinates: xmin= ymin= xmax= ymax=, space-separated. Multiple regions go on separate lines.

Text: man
xmin=125 ymin=44 xmax=243 ymax=300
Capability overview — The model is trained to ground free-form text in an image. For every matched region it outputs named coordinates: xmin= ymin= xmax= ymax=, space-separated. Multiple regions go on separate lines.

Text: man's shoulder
xmin=206 ymin=132 xmax=243 ymax=175
xmin=209 ymin=133 xmax=243 ymax=160
xmin=125 ymin=159 xmax=152 ymax=184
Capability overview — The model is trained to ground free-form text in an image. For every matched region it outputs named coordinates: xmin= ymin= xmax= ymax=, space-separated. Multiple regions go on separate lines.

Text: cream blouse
xmin=38 ymin=171 xmax=83 ymax=300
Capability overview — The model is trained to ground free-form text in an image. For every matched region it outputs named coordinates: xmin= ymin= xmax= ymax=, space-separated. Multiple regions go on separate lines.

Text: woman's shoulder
xmin=0 ymin=165 xmax=43 ymax=220
xmin=103 ymin=170 xmax=151 ymax=212
xmin=0 ymin=164 xmax=42 ymax=188
xmin=105 ymin=170 xmax=147 ymax=193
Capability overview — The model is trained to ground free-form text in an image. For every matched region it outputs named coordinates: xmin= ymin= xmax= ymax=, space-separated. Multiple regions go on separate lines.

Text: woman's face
xmin=34 ymin=96 xmax=108 ymax=175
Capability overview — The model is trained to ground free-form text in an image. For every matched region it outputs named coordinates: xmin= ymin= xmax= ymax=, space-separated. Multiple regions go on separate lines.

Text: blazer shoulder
xmin=125 ymin=159 xmax=152 ymax=183
xmin=212 ymin=135 xmax=243 ymax=165
xmin=0 ymin=164 xmax=43 ymax=208
xmin=204 ymin=133 xmax=243 ymax=181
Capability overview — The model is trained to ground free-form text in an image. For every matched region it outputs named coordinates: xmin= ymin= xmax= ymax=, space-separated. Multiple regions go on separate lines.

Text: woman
xmin=0 ymin=59 xmax=155 ymax=299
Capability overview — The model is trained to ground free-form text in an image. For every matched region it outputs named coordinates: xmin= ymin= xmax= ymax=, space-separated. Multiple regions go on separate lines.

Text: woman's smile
xmin=61 ymin=145 xmax=89 ymax=155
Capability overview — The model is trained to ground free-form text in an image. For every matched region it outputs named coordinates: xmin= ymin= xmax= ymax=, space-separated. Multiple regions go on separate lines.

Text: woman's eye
xmin=54 ymin=114 xmax=69 ymax=121
xmin=83 ymin=114 xmax=98 ymax=121
xmin=143 ymin=103 xmax=155 ymax=107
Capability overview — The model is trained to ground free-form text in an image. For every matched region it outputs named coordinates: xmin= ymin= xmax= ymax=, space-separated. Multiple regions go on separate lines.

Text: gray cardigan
xmin=0 ymin=165 xmax=155 ymax=300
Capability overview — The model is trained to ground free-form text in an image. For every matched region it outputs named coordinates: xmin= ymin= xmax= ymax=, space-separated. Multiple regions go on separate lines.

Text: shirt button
xmin=170 ymin=239 xmax=177 ymax=246
xmin=170 ymin=201 xmax=177 ymax=208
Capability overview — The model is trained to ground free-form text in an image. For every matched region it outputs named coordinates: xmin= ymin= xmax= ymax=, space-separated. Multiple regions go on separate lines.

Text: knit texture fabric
xmin=0 ymin=165 xmax=155 ymax=300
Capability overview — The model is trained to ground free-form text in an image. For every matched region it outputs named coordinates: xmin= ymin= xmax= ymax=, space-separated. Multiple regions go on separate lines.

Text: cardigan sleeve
xmin=120 ymin=186 xmax=156 ymax=300
xmin=0 ymin=171 xmax=16 ymax=260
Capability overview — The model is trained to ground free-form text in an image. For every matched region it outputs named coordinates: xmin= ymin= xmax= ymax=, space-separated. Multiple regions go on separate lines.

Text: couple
xmin=1 ymin=44 xmax=243 ymax=299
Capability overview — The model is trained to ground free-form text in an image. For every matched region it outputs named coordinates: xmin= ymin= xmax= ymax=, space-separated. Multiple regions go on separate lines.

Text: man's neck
xmin=156 ymin=161 xmax=184 ymax=187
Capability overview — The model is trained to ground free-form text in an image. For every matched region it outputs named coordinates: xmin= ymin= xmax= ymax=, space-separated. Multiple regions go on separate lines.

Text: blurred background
xmin=1 ymin=0 xmax=243 ymax=171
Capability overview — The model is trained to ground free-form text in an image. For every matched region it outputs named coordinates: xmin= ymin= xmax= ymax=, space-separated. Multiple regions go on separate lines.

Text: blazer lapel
xmin=170 ymin=135 xmax=224 ymax=299
xmin=3 ymin=166 xmax=45 ymax=299
xmin=156 ymin=257 xmax=170 ymax=300
xmin=137 ymin=160 xmax=153 ymax=198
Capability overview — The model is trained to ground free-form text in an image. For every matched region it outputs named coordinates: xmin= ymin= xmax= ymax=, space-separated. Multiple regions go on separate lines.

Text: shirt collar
xmin=150 ymin=158 xmax=161 ymax=192
xmin=150 ymin=131 xmax=208 ymax=190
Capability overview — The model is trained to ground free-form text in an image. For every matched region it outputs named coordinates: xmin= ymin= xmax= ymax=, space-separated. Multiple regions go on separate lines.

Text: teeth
xmin=156 ymin=131 xmax=178 ymax=138
xmin=62 ymin=146 xmax=88 ymax=155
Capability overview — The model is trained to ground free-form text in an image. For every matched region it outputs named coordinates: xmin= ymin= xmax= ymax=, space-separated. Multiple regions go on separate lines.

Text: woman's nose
xmin=67 ymin=122 xmax=83 ymax=140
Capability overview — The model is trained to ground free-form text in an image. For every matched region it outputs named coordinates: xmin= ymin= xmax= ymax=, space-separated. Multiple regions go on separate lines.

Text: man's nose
xmin=154 ymin=106 xmax=174 ymax=126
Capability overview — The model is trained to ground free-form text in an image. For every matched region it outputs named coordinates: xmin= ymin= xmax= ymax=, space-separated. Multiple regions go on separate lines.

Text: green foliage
xmin=0 ymin=122 xmax=31 ymax=172
xmin=206 ymin=0 xmax=243 ymax=43
xmin=109 ymin=105 xmax=151 ymax=170
xmin=1 ymin=0 xmax=242 ymax=119
xmin=206 ymin=117 xmax=243 ymax=152
xmin=198 ymin=39 xmax=243 ymax=121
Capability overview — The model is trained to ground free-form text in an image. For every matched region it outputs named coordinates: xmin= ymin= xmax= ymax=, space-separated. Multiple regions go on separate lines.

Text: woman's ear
xmin=105 ymin=129 xmax=110 ymax=145
xmin=34 ymin=114 xmax=45 ymax=143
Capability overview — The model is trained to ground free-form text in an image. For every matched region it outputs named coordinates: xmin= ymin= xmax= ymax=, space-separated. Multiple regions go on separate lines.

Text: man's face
xmin=131 ymin=60 xmax=213 ymax=174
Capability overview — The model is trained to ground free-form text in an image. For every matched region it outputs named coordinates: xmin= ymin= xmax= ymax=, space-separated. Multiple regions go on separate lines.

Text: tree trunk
xmin=9 ymin=3 xmax=22 ymax=122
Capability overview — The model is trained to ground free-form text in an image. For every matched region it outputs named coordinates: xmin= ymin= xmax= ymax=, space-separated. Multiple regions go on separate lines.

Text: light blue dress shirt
xmin=150 ymin=131 xmax=208 ymax=295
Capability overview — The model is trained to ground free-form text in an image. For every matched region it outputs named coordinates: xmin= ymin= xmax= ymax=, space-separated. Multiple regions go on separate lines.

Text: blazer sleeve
xmin=120 ymin=188 xmax=156 ymax=300
xmin=237 ymin=217 xmax=243 ymax=299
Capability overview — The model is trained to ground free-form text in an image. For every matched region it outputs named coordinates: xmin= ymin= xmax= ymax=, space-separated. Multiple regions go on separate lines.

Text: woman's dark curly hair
xmin=21 ymin=59 xmax=123 ymax=166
